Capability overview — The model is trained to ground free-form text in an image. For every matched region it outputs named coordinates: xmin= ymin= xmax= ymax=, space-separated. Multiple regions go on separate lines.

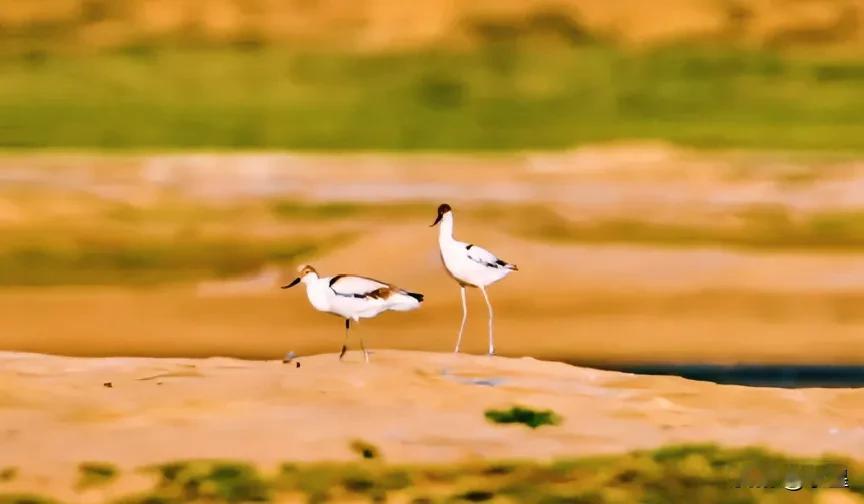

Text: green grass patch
xmin=134 ymin=461 xmax=270 ymax=503
xmin=519 ymin=207 xmax=864 ymax=251
xmin=2 ymin=44 xmax=864 ymax=151
xmin=485 ymin=406 xmax=562 ymax=429
xmin=6 ymin=445 xmax=859 ymax=503
xmin=0 ymin=232 xmax=333 ymax=286
xmin=77 ymin=462 xmax=119 ymax=489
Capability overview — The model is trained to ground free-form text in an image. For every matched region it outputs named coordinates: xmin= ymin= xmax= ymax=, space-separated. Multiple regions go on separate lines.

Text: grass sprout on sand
xmin=77 ymin=462 xmax=118 ymax=488
xmin=485 ymin=406 xmax=562 ymax=428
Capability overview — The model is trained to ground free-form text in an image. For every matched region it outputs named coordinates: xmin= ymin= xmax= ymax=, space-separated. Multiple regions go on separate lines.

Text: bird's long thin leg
xmin=454 ymin=286 xmax=468 ymax=353
xmin=479 ymin=286 xmax=495 ymax=356
xmin=339 ymin=319 xmax=350 ymax=360
xmin=359 ymin=329 xmax=369 ymax=363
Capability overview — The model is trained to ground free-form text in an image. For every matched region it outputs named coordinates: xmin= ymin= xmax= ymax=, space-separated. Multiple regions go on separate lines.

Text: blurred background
xmin=2 ymin=0 xmax=864 ymax=384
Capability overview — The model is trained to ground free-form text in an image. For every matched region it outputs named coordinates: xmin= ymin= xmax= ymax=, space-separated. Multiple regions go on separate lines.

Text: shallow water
xmin=579 ymin=363 xmax=864 ymax=388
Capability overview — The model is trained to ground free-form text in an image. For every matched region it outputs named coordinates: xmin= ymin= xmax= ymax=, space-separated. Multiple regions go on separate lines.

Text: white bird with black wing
xmin=431 ymin=203 xmax=518 ymax=356
xmin=282 ymin=265 xmax=424 ymax=362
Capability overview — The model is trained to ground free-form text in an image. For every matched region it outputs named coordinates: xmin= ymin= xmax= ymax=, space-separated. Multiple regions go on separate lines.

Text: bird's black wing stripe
xmin=335 ymin=289 xmax=377 ymax=299
xmin=480 ymin=259 xmax=501 ymax=269
xmin=465 ymin=245 xmax=508 ymax=269
xmin=329 ymin=274 xmax=365 ymax=298
xmin=466 ymin=253 xmax=499 ymax=269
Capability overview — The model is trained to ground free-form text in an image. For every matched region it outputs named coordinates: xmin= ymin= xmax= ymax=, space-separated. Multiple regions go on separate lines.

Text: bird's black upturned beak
xmin=282 ymin=277 xmax=301 ymax=289
xmin=430 ymin=212 xmax=443 ymax=227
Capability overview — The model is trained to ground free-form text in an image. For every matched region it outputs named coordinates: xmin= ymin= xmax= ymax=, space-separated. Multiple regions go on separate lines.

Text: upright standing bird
xmin=282 ymin=264 xmax=424 ymax=362
xmin=431 ymin=203 xmax=518 ymax=355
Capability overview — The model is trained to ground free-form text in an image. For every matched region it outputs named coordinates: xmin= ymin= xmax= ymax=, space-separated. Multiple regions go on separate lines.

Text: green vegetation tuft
xmin=2 ymin=44 xmax=864 ymax=151
xmin=485 ymin=406 xmax=562 ymax=429
xmin=5 ymin=445 xmax=863 ymax=503
xmin=521 ymin=207 xmax=864 ymax=251
xmin=77 ymin=462 xmax=118 ymax=488
xmin=129 ymin=461 xmax=270 ymax=503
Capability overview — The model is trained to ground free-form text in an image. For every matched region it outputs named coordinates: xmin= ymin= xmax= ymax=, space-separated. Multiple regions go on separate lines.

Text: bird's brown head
xmin=297 ymin=264 xmax=317 ymax=276
xmin=431 ymin=203 xmax=452 ymax=227
xmin=282 ymin=264 xmax=317 ymax=289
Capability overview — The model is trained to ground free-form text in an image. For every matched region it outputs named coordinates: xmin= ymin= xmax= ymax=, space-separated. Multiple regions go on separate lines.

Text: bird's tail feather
xmin=389 ymin=291 xmax=423 ymax=311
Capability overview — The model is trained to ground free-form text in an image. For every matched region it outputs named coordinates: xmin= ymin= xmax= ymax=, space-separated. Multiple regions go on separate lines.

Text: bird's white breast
xmin=305 ymin=280 xmax=332 ymax=312
xmin=440 ymin=240 xmax=478 ymax=283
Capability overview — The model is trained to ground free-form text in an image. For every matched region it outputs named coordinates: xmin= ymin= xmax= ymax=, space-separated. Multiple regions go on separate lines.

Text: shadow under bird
xmin=282 ymin=264 xmax=424 ymax=362
xmin=431 ymin=203 xmax=518 ymax=356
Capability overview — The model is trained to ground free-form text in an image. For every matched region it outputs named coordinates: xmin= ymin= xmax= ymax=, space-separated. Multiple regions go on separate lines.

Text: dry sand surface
xmin=0 ymin=350 xmax=861 ymax=501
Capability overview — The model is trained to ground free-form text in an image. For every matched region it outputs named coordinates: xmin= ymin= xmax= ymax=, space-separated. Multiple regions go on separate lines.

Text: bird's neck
xmin=438 ymin=213 xmax=455 ymax=244
xmin=300 ymin=273 xmax=320 ymax=289
xmin=304 ymin=276 xmax=330 ymax=310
